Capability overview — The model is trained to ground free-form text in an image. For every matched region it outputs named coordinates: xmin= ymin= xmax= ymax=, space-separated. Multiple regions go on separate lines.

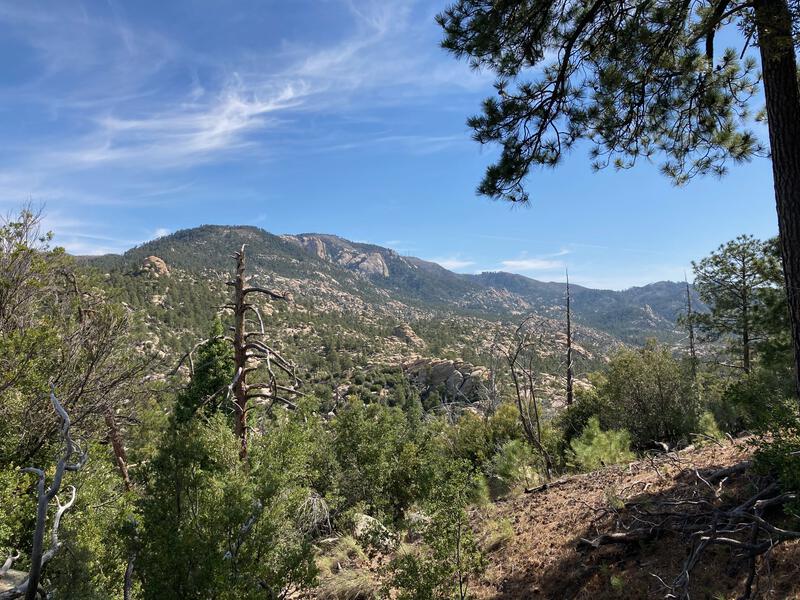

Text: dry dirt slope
xmin=471 ymin=440 xmax=800 ymax=600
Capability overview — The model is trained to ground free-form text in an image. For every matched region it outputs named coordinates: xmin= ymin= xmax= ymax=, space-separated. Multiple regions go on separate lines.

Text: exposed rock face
xmin=392 ymin=323 xmax=426 ymax=349
xmin=404 ymin=358 xmax=489 ymax=403
xmin=297 ymin=236 xmax=328 ymax=261
xmin=284 ymin=234 xmax=390 ymax=277
xmin=352 ymin=513 xmax=395 ymax=550
xmin=140 ymin=255 xmax=169 ymax=277
xmin=353 ymin=252 xmax=389 ymax=277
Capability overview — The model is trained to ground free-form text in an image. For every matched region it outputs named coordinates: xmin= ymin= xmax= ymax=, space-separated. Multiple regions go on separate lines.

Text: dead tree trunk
xmin=224 ymin=245 xmax=299 ymax=460
xmin=231 ymin=247 xmax=249 ymax=459
xmin=565 ymin=270 xmax=574 ymax=406
xmin=0 ymin=388 xmax=86 ymax=600
xmin=685 ymin=275 xmax=697 ymax=379
xmin=104 ymin=409 xmax=132 ymax=491
xmin=506 ymin=317 xmax=554 ymax=479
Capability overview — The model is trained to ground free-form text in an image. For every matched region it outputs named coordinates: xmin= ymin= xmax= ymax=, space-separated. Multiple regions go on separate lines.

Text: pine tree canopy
xmin=437 ymin=0 xmax=788 ymax=201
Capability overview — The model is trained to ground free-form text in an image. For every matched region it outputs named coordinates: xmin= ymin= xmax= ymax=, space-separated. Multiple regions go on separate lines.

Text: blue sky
xmin=0 ymin=0 xmax=779 ymax=290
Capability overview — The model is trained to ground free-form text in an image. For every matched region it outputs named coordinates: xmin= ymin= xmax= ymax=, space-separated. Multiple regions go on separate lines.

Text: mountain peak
xmin=85 ymin=224 xmax=696 ymax=345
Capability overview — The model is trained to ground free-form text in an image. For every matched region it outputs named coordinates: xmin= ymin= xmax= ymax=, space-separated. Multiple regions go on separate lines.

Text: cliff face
xmin=403 ymin=357 xmax=489 ymax=403
xmin=283 ymin=234 xmax=391 ymax=277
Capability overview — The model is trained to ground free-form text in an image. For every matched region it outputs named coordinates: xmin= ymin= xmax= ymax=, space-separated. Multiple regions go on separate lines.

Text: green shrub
xmin=599 ymin=342 xmax=699 ymax=449
xmin=481 ymin=518 xmax=514 ymax=553
xmin=468 ymin=473 xmax=492 ymax=506
xmin=695 ymin=411 xmax=725 ymax=444
xmin=556 ymin=380 xmax=615 ymax=444
xmin=487 ymin=440 xmax=539 ymax=498
xmin=569 ymin=417 xmax=635 ymax=472
xmin=723 ymin=368 xmax=797 ymax=432
xmin=387 ymin=461 xmax=485 ymax=600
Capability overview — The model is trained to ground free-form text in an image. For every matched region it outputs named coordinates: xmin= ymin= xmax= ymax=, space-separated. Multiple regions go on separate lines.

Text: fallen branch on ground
xmin=577 ymin=459 xmax=797 ymax=600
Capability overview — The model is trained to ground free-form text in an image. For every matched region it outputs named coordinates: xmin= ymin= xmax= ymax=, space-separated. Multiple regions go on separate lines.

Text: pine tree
xmin=438 ymin=0 xmax=800 ymax=397
xmin=692 ymin=235 xmax=777 ymax=373
xmin=173 ymin=318 xmax=233 ymax=425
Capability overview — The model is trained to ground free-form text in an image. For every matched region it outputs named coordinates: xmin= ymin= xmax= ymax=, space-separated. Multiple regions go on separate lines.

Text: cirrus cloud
xmin=500 ymin=257 xmax=565 ymax=272
xmin=431 ymin=257 xmax=475 ymax=271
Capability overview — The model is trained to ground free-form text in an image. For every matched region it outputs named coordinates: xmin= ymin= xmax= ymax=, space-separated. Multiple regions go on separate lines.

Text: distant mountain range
xmin=80 ymin=224 xmax=700 ymax=406
xmin=86 ymin=225 xmax=697 ymax=346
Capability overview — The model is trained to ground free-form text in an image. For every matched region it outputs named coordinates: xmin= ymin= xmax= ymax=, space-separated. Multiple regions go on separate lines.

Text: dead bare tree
xmin=565 ymin=269 xmax=574 ymax=406
xmin=504 ymin=316 xmax=554 ymax=479
xmin=684 ymin=273 xmax=698 ymax=379
xmin=224 ymin=244 xmax=300 ymax=459
xmin=0 ymin=387 xmax=87 ymax=600
xmin=482 ymin=326 xmax=505 ymax=416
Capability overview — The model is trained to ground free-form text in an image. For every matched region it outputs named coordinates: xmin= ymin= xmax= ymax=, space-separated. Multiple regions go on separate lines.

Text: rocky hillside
xmin=81 ymin=225 xmax=698 ymax=408
xmin=87 ymin=225 xmax=696 ymax=341
xmin=307 ymin=439 xmax=800 ymax=600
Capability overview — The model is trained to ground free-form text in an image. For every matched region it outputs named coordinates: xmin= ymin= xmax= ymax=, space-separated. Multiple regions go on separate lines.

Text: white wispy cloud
xmin=500 ymin=257 xmax=565 ymax=271
xmin=431 ymin=257 xmax=476 ymax=271
xmin=1 ymin=0 xmax=486 ymax=180
xmin=52 ymin=81 xmax=309 ymax=169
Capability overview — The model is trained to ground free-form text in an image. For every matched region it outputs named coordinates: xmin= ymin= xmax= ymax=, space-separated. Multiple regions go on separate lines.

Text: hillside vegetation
xmin=1 ymin=212 xmax=797 ymax=600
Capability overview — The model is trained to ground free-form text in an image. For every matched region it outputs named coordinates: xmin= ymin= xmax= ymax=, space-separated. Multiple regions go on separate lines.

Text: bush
xmin=599 ymin=342 xmax=698 ymax=449
xmin=487 ymin=440 xmax=539 ymax=498
xmin=569 ymin=417 xmax=635 ymax=472
xmin=695 ymin=411 xmax=725 ymax=445
xmin=480 ymin=518 xmax=514 ymax=553
xmin=138 ymin=413 xmax=317 ymax=599
xmin=723 ymin=367 xmax=797 ymax=432
xmin=556 ymin=378 xmax=615 ymax=444
xmin=387 ymin=461 xmax=485 ymax=600
xmin=330 ymin=399 xmax=440 ymax=523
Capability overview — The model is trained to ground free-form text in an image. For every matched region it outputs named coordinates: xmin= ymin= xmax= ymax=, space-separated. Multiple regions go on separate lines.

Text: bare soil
xmin=470 ymin=439 xmax=800 ymax=599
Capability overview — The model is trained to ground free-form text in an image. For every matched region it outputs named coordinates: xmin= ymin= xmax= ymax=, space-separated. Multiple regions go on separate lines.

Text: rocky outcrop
xmin=140 ymin=255 xmax=169 ymax=277
xmin=404 ymin=358 xmax=489 ymax=403
xmin=296 ymin=236 xmax=328 ymax=261
xmin=392 ymin=323 xmax=426 ymax=349
xmin=351 ymin=252 xmax=389 ymax=277
xmin=352 ymin=513 xmax=396 ymax=550
xmin=284 ymin=234 xmax=390 ymax=277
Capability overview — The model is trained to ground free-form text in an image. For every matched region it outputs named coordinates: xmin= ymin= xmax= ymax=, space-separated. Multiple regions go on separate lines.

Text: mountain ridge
xmin=84 ymin=224 xmax=698 ymax=346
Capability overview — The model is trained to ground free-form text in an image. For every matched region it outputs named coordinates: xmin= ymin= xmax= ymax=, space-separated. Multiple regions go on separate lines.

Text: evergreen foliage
xmin=137 ymin=413 xmax=317 ymax=599
xmin=692 ymin=235 xmax=785 ymax=373
xmin=388 ymin=461 xmax=485 ymax=600
xmin=437 ymin=1 xmax=763 ymax=202
xmin=568 ymin=417 xmax=635 ymax=472
xmin=173 ymin=318 xmax=233 ymax=424
xmin=600 ymin=342 xmax=699 ymax=449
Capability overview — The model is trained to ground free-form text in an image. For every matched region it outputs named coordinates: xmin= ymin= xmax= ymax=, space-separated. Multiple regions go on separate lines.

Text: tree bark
xmin=754 ymin=0 xmax=800 ymax=398
xmin=104 ymin=409 xmax=132 ymax=491
xmin=742 ymin=269 xmax=751 ymax=374
xmin=232 ymin=246 xmax=249 ymax=460
xmin=685 ymin=277 xmax=698 ymax=378
xmin=566 ymin=271 xmax=574 ymax=405
xmin=24 ymin=476 xmax=48 ymax=600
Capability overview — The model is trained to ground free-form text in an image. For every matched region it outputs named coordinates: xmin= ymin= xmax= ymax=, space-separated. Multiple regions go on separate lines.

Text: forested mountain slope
xmin=79 ymin=225 xmax=698 ymax=410
xmin=86 ymin=224 xmax=696 ymax=346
